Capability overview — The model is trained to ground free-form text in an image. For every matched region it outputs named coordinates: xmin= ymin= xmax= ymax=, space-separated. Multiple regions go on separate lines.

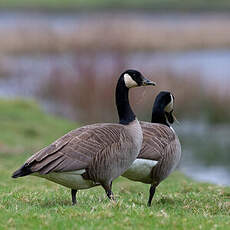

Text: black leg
xmin=71 ymin=189 xmax=77 ymax=205
xmin=147 ymin=185 xmax=156 ymax=207
xmin=102 ymin=182 xmax=115 ymax=201
xmin=106 ymin=189 xmax=115 ymax=200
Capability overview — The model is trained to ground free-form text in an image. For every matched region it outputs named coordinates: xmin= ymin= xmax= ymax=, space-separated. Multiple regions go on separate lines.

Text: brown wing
xmin=138 ymin=122 xmax=176 ymax=161
xmin=25 ymin=123 xmax=126 ymax=174
xmin=161 ymin=135 xmax=181 ymax=174
xmin=151 ymin=131 xmax=182 ymax=183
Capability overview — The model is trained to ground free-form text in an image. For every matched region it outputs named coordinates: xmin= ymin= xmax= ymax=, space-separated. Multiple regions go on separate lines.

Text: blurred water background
xmin=0 ymin=1 xmax=230 ymax=185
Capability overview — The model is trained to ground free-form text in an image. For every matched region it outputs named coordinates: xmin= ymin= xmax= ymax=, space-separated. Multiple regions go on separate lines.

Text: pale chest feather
xmin=33 ymin=170 xmax=98 ymax=190
xmin=122 ymin=159 xmax=158 ymax=184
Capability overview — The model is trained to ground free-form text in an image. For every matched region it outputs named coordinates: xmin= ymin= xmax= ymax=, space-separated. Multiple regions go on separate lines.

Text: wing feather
xmin=138 ymin=122 xmax=176 ymax=161
xmin=24 ymin=123 xmax=127 ymax=174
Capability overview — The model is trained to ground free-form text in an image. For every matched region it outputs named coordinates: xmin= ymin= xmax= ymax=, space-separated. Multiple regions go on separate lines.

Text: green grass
xmin=1 ymin=0 xmax=230 ymax=11
xmin=0 ymin=99 xmax=230 ymax=230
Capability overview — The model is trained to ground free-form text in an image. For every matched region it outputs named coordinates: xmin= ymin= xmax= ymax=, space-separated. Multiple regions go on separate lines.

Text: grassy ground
xmin=1 ymin=0 xmax=230 ymax=11
xmin=0 ymin=99 xmax=230 ymax=230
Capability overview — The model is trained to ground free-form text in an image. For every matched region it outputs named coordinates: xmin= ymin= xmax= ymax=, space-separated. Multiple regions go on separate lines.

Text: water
xmin=129 ymin=50 xmax=230 ymax=93
xmin=176 ymin=121 xmax=230 ymax=186
xmin=1 ymin=50 xmax=230 ymax=97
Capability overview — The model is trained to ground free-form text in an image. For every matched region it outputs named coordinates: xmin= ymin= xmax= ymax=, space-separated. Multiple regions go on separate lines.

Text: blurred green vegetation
xmin=0 ymin=99 xmax=75 ymax=153
xmin=1 ymin=0 xmax=230 ymax=11
xmin=0 ymin=99 xmax=229 ymax=230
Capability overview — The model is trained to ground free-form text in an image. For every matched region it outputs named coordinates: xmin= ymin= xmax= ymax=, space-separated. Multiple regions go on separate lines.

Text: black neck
xmin=151 ymin=105 xmax=169 ymax=127
xmin=116 ymin=78 xmax=136 ymax=125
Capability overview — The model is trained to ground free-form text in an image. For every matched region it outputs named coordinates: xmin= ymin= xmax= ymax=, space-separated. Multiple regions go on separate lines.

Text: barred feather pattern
xmin=19 ymin=119 xmax=143 ymax=187
xmin=87 ymin=120 xmax=143 ymax=184
xmin=128 ymin=121 xmax=181 ymax=185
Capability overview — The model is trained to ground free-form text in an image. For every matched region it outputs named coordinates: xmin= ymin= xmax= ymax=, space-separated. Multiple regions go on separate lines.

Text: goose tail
xmin=12 ymin=165 xmax=32 ymax=178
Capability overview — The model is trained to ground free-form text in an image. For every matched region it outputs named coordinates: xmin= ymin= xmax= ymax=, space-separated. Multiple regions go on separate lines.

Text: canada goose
xmin=12 ymin=69 xmax=156 ymax=205
xmin=122 ymin=91 xmax=181 ymax=206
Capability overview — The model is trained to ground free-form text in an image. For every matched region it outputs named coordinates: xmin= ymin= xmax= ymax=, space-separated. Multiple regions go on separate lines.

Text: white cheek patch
xmin=124 ymin=73 xmax=138 ymax=88
xmin=165 ymin=94 xmax=174 ymax=112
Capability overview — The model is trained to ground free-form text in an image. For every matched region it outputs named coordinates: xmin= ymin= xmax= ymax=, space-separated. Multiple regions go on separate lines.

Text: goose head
xmin=122 ymin=70 xmax=156 ymax=88
xmin=164 ymin=93 xmax=176 ymax=124
xmin=116 ymin=69 xmax=156 ymax=125
xmin=160 ymin=91 xmax=176 ymax=124
xmin=152 ymin=91 xmax=176 ymax=126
